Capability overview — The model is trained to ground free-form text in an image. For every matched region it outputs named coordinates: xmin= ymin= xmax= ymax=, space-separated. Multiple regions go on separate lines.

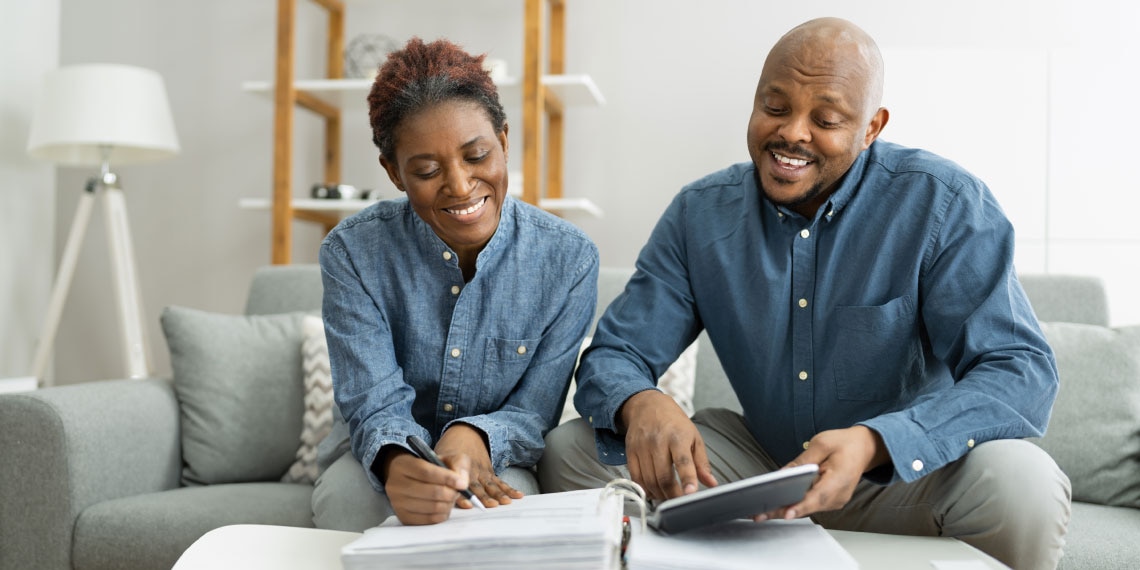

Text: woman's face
xmin=382 ymin=99 xmax=509 ymax=257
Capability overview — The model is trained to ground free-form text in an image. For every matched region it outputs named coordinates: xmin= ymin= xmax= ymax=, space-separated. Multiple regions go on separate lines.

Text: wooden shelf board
xmin=238 ymin=196 xmax=604 ymax=218
xmin=242 ymin=74 xmax=604 ymax=110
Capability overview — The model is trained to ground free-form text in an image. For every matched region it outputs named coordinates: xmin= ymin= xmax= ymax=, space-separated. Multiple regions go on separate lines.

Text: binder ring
xmin=603 ymin=478 xmax=648 ymax=531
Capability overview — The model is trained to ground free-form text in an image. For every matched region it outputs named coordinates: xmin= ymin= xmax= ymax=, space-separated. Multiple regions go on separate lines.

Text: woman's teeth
xmin=447 ymin=196 xmax=488 ymax=215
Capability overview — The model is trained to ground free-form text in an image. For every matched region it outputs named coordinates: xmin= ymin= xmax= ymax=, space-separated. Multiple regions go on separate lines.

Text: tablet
xmin=645 ymin=464 xmax=819 ymax=534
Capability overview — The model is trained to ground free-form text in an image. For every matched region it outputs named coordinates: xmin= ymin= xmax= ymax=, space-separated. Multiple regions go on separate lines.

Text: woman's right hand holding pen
xmin=380 ymin=447 xmax=474 ymax=525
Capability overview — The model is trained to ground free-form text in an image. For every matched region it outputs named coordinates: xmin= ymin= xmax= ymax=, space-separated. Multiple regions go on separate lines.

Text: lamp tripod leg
xmin=31 ymin=186 xmax=97 ymax=385
xmin=103 ymin=186 xmax=152 ymax=379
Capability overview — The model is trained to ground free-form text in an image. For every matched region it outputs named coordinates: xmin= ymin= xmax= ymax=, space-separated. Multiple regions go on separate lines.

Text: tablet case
xmin=645 ymin=464 xmax=819 ymax=534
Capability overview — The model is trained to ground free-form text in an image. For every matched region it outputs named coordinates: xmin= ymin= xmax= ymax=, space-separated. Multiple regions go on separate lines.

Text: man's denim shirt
xmin=320 ymin=196 xmax=598 ymax=492
xmin=575 ymin=140 xmax=1058 ymax=484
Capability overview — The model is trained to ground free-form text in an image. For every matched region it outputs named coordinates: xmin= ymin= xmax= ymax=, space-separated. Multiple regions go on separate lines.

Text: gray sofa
xmin=1 ymin=265 xmax=1137 ymax=569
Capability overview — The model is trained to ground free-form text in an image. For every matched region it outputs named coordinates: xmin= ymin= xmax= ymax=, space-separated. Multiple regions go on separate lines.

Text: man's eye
xmin=415 ymin=170 xmax=439 ymax=180
xmin=467 ymin=152 xmax=489 ymax=163
xmin=765 ymin=105 xmax=786 ymax=115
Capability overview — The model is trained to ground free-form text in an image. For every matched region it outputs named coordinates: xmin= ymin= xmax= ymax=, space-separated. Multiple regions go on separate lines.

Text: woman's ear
xmin=380 ymin=156 xmax=405 ymax=192
xmin=499 ymin=123 xmax=509 ymax=161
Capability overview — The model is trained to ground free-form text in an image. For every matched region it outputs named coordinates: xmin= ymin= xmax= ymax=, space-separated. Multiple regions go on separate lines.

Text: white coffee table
xmin=174 ymin=524 xmax=1009 ymax=569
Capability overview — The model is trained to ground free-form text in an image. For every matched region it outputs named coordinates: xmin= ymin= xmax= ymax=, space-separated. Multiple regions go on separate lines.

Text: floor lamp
xmin=26 ymin=64 xmax=180 ymax=385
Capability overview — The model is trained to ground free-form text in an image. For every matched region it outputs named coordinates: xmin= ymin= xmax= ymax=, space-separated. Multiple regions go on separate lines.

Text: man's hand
xmin=620 ymin=390 xmax=718 ymax=501
xmin=435 ymin=424 xmax=524 ymax=508
xmin=756 ymin=425 xmax=889 ymax=521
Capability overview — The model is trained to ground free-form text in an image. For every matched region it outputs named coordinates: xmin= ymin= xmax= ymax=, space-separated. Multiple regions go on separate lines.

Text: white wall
xmin=1 ymin=0 xmax=58 ymax=380
xmin=32 ymin=0 xmax=1140 ymax=384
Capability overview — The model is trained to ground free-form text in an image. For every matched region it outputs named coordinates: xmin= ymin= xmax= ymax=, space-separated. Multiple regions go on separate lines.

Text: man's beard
xmin=760 ymin=175 xmax=827 ymax=210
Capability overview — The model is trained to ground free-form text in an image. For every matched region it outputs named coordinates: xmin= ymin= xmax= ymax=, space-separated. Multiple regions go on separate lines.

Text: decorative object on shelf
xmin=344 ymin=33 xmax=399 ymax=80
xmin=26 ymin=63 xmax=180 ymax=385
xmin=311 ymin=183 xmax=360 ymax=200
xmin=310 ymin=183 xmax=380 ymax=201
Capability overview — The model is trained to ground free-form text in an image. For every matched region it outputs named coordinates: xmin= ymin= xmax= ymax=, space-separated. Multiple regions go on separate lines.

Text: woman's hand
xmin=436 ymin=424 xmax=525 ymax=508
xmin=382 ymin=448 xmax=472 ymax=525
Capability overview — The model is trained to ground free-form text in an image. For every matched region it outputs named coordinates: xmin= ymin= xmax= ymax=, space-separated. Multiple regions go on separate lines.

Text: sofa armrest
xmin=0 ymin=377 xmax=182 ymax=570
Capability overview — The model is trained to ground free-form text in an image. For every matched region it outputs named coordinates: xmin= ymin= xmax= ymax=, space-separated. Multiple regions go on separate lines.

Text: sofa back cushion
xmin=245 ymin=264 xmax=324 ymax=316
xmin=1019 ymin=274 xmax=1110 ymax=326
xmin=1033 ymin=322 xmax=1140 ymax=507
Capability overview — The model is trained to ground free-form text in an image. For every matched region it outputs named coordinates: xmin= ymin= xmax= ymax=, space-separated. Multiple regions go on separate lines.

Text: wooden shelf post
xmin=271 ymin=0 xmax=345 ymax=265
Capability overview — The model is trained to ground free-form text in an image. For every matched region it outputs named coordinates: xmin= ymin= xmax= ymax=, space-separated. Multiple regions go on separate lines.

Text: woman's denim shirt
xmin=320 ymin=196 xmax=598 ymax=491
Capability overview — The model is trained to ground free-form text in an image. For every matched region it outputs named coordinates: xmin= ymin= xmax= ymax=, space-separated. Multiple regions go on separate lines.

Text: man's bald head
xmin=765 ymin=17 xmax=885 ymax=120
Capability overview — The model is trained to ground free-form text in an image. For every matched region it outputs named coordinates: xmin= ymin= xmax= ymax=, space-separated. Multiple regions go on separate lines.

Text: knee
xmin=312 ymin=453 xmax=389 ymax=531
xmin=543 ymin=418 xmax=594 ymax=457
xmin=537 ymin=418 xmax=605 ymax=492
xmin=964 ymin=440 xmax=1072 ymax=519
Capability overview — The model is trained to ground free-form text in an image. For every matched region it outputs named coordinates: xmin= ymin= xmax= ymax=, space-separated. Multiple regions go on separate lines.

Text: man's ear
xmin=862 ymin=107 xmax=889 ymax=149
xmin=380 ymin=156 xmax=404 ymax=192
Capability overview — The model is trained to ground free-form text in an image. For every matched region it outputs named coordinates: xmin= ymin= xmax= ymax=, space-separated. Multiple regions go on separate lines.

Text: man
xmin=538 ymin=17 xmax=1070 ymax=569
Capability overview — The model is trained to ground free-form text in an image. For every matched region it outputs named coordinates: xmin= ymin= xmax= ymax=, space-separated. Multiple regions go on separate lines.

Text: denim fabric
xmin=320 ymin=196 xmax=598 ymax=491
xmin=576 ymin=140 xmax=1058 ymax=484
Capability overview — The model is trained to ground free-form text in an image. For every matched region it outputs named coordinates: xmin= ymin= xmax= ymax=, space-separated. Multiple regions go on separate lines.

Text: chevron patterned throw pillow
xmin=282 ymin=314 xmax=334 ymax=484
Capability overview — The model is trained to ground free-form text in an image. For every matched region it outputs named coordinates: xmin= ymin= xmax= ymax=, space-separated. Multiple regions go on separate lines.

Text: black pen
xmin=405 ymin=435 xmax=487 ymax=511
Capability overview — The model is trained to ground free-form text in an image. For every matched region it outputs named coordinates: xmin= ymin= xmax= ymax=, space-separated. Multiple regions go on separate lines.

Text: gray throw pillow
xmin=161 ymin=306 xmax=307 ymax=486
xmin=1033 ymin=322 xmax=1140 ymax=507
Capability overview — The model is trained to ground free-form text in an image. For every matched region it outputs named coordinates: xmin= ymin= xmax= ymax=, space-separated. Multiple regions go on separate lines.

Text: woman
xmin=313 ymin=37 xmax=598 ymax=531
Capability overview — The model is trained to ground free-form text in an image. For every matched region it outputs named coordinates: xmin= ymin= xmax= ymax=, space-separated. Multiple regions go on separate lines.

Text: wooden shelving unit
xmin=253 ymin=0 xmax=602 ymax=264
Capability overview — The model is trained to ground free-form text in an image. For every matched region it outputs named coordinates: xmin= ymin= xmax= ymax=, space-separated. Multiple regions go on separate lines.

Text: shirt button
xmin=517 ymin=345 xmax=527 ymax=355
xmin=797 ymin=298 xmax=808 ymax=308
xmin=450 ymin=285 xmax=461 ymax=295
xmin=967 ymin=439 xmax=975 ymax=448
xmin=450 ymin=348 xmax=461 ymax=358
xmin=802 ymin=441 xmax=810 ymax=450
xmin=827 ymin=210 xmax=835 ymax=217
xmin=800 ymin=229 xmax=810 ymax=238
xmin=443 ymin=403 xmax=454 ymax=412
xmin=912 ymin=459 xmax=924 ymax=471
xmin=777 ymin=212 xmax=785 ymax=219
xmin=798 ymin=371 xmax=808 ymax=381
xmin=442 ymin=251 xmax=453 ymax=261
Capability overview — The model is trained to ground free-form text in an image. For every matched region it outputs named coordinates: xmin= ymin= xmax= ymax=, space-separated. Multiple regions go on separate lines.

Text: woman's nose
xmin=444 ymin=165 xmax=476 ymax=197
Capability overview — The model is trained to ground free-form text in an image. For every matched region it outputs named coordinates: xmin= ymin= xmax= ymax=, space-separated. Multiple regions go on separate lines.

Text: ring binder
xmin=603 ymin=478 xmax=648 ymax=532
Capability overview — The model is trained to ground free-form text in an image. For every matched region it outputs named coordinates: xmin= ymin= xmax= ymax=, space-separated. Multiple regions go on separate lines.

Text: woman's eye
xmin=467 ymin=152 xmax=489 ymax=163
xmin=414 ymin=170 xmax=439 ymax=180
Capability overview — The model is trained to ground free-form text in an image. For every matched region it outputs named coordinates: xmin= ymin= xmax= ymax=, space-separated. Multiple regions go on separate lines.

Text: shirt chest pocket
xmin=478 ymin=336 xmax=539 ymax=408
xmin=833 ymin=295 xmax=922 ymax=401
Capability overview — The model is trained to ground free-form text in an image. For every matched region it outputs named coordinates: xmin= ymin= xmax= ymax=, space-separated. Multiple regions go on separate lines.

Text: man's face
xmin=746 ymin=41 xmax=883 ymax=218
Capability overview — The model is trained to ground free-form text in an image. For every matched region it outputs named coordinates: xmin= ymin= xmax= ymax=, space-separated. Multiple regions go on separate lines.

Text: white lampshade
xmin=27 ymin=63 xmax=180 ymax=167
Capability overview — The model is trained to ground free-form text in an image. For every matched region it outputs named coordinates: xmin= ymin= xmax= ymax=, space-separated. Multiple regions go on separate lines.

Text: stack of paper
xmin=625 ymin=518 xmax=859 ymax=570
xmin=341 ymin=488 xmax=624 ymax=570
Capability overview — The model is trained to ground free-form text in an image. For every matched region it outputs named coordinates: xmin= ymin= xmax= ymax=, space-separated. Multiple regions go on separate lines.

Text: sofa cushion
xmin=1058 ymin=502 xmax=1140 ymax=570
xmin=73 ymin=483 xmax=314 ymax=570
xmin=1034 ymin=322 xmax=1140 ymax=507
xmin=161 ymin=306 xmax=307 ymax=486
